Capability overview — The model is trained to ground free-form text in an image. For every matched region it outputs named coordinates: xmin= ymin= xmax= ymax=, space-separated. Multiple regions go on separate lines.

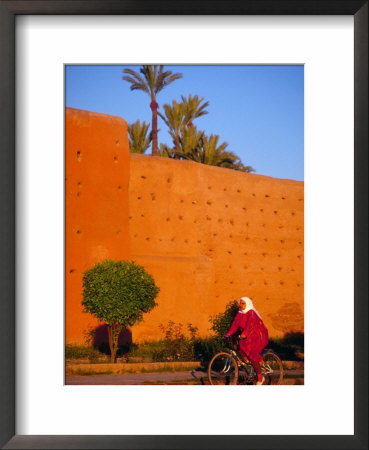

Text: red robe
xmin=225 ymin=310 xmax=269 ymax=363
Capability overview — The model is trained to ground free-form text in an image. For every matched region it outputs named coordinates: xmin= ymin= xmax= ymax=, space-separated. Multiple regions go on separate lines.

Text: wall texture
xmin=65 ymin=108 xmax=130 ymax=344
xmin=65 ymin=108 xmax=304 ymax=344
xmin=129 ymin=154 xmax=304 ymax=341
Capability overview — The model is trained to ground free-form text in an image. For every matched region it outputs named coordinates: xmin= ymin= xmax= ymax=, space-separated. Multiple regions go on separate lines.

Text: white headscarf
xmin=239 ymin=296 xmax=262 ymax=319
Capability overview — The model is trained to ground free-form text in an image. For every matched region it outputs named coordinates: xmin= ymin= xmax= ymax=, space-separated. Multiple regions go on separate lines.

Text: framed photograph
xmin=1 ymin=1 xmax=367 ymax=449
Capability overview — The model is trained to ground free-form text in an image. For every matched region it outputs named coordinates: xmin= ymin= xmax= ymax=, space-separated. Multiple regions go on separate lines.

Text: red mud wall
xmin=65 ymin=109 xmax=303 ymax=344
xmin=129 ymin=154 xmax=304 ymax=341
xmin=65 ymin=108 xmax=130 ymax=344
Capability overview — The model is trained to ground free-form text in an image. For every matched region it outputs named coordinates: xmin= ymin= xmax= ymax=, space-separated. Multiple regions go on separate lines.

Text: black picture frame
xmin=0 ymin=1 xmax=367 ymax=449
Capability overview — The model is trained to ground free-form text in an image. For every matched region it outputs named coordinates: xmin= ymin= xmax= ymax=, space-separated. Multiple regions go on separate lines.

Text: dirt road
xmin=66 ymin=369 xmax=304 ymax=385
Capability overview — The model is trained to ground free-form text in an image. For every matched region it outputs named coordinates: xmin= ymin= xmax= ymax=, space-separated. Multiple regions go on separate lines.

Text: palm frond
xmin=128 ymin=120 xmax=152 ymax=154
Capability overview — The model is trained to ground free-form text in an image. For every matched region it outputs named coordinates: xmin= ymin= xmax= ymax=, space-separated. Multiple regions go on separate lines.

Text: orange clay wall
xmin=65 ymin=108 xmax=130 ymax=344
xmin=65 ymin=108 xmax=304 ymax=344
xmin=129 ymin=154 xmax=304 ymax=341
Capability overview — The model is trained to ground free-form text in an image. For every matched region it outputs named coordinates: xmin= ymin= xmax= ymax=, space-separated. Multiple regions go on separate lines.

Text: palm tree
xmin=128 ymin=120 xmax=152 ymax=154
xmin=158 ymin=99 xmax=185 ymax=158
xmin=184 ymin=132 xmax=255 ymax=173
xmin=158 ymin=94 xmax=209 ymax=158
xmin=180 ymin=94 xmax=209 ymax=127
xmin=122 ymin=65 xmax=182 ymax=156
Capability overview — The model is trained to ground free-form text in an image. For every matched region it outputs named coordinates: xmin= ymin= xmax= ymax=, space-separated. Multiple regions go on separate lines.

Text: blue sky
xmin=65 ymin=65 xmax=304 ymax=181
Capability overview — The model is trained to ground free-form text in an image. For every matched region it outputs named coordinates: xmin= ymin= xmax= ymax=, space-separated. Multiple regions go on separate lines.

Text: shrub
xmin=209 ymin=299 xmax=240 ymax=338
xmin=151 ymin=321 xmax=198 ymax=362
xmin=82 ymin=260 xmax=159 ymax=363
xmin=65 ymin=345 xmax=102 ymax=362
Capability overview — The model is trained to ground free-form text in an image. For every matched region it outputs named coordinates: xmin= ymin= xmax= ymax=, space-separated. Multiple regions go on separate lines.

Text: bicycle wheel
xmin=261 ymin=351 xmax=284 ymax=385
xmin=208 ymin=352 xmax=239 ymax=385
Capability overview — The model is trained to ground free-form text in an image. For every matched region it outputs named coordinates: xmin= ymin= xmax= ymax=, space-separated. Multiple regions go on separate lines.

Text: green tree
xmin=158 ymin=94 xmax=209 ymax=159
xmin=82 ymin=260 xmax=160 ymax=363
xmin=128 ymin=120 xmax=152 ymax=154
xmin=122 ymin=65 xmax=182 ymax=156
xmin=184 ymin=131 xmax=255 ymax=173
xmin=209 ymin=299 xmax=240 ymax=338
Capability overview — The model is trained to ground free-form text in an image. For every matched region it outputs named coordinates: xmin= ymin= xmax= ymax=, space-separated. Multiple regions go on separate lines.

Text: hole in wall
xmin=114 ymin=156 xmax=118 ymax=163
xmin=208 ymin=186 xmax=212 ymax=190
xmin=115 ymin=139 xmax=120 ymax=145
xmin=76 ymin=151 xmax=82 ymax=161
xmin=206 ymin=216 xmax=211 ymax=221
xmin=166 ymin=217 xmax=170 ymax=222
xmin=69 ymin=269 xmax=76 ymax=274
xmin=76 ymin=230 xmax=81 ymax=235
xmin=77 ymin=192 xmax=81 ymax=197
xmin=141 ymin=175 xmax=146 ymax=179
xmin=167 ymin=178 xmax=171 ymax=183
xmin=178 ymin=216 xmax=183 ymax=220
xmin=282 ymin=197 xmax=286 ymax=200
xmin=265 ymin=194 xmax=270 ymax=198
xmin=206 ymin=200 xmax=212 ymax=205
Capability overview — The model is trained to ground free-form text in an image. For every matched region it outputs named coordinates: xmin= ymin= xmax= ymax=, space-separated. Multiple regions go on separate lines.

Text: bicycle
xmin=207 ymin=335 xmax=284 ymax=385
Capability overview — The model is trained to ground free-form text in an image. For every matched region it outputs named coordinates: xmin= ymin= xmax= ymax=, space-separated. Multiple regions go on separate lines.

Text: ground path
xmin=66 ymin=369 xmax=304 ymax=385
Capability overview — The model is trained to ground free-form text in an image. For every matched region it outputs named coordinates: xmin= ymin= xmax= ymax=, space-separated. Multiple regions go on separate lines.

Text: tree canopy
xmin=82 ymin=260 xmax=160 ymax=362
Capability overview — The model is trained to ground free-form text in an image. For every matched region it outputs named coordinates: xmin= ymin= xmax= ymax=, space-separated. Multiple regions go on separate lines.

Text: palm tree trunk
xmin=150 ymin=100 xmax=159 ymax=156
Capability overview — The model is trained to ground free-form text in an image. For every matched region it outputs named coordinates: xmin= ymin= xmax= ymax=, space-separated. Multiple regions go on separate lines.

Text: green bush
xmin=268 ymin=332 xmax=304 ymax=361
xmin=209 ymin=299 xmax=239 ymax=338
xmin=82 ymin=260 xmax=159 ymax=363
xmin=65 ymin=345 xmax=103 ymax=362
xmin=150 ymin=321 xmax=198 ymax=362
xmin=194 ymin=336 xmax=223 ymax=364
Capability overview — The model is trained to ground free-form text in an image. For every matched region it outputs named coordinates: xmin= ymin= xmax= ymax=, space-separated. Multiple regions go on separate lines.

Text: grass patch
xmin=65 ymin=345 xmax=104 ymax=362
xmin=71 ymin=368 xmax=114 ymax=376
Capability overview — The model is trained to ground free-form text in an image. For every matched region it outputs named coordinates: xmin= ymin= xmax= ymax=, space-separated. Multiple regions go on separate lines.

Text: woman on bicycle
xmin=224 ymin=297 xmax=269 ymax=385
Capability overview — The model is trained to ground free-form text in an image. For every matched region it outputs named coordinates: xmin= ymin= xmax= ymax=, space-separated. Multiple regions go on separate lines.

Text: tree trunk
xmin=108 ymin=324 xmax=123 ymax=363
xmin=150 ymin=99 xmax=159 ymax=156
xmin=174 ymin=134 xmax=181 ymax=160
